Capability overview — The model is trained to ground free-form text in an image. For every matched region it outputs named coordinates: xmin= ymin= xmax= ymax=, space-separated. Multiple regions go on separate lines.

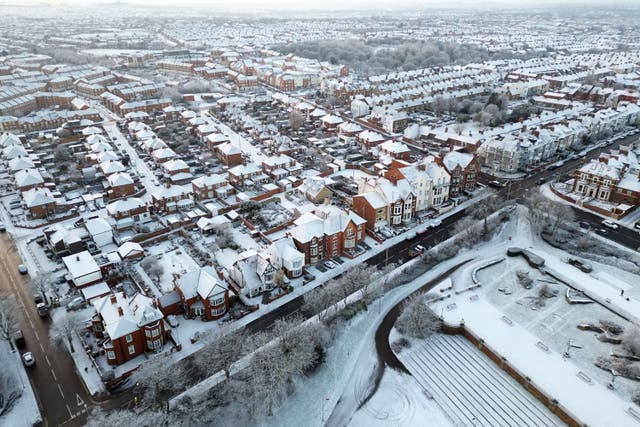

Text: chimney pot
xmin=117 ymin=307 xmax=123 ymax=316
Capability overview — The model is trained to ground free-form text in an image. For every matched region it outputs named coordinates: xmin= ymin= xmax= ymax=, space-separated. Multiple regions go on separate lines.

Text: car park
xmin=18 ymin=264 xmax=27 ymax=274
xmin=601 ymin=220 xmax=619 ymax=230
xmin=22 ymin=352 xmax=35 ymax=367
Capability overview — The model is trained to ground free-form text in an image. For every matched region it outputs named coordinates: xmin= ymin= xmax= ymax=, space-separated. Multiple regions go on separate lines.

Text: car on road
xmin=578 ymin=221 xmax=591 ymax=229
xmin=405 ymin=232 xmax=416 ymax=241
xmin=66 ymin=297 xmax=85 ymax=311
xmin=408 ymin=245 xmax=426 ymax=258
xmin=22 ymin=352 xmax=35 ymax=367
xmin=535 ymin=177 xmax=546 ymax=185
xmin=488 ymin=180 xmax=506 ymax=188
xmin=416 ymin=227 xmax=428 ymax=235
xmin=17 ymin=264 xmax=27 ymax=274
xmin=601 ymin=219 xmax=619 ymax=230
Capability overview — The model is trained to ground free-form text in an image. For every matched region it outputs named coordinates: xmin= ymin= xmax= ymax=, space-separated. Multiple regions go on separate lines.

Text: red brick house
xmin=151 ymin=184 xmax=194 ymax=213
xmin=106 ymin=197 xmax=150 ymax=229
xmin=290 ymin=206 xmax=366 ymax=264
xmin=173 ymin=267 xmax=230 ymax=321
xmin=23 ymin=187 xmax=57 ymax=219
xmin=228 ymin=163 xmax=267 ymax=190
xmin=192 ymin=173 xmax=233 ymax=200
xmin=106 ymin=172 xmax=135 ymax=200
xmin=91 ymin=292 xmax=167 ymax=365
xmin=438 ymin=151 xmax=479 ymax=197
xmin=261 ymin=154 xmax=301 ymax=180
xmin=216 ymin=142 xmax=243 ymax=167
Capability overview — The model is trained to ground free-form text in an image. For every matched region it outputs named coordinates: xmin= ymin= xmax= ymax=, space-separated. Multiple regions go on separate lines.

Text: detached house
xmin=174 ymin=267 xmax=230 ymax=320
xmin=91 ymin=292 xmax=167 ymax=365
xmin=228 ymin=249 xmax=277 ymax=297
xmin=290 ymin=206 xmax=366 ymax=264
xmin=269 ymin=237 xmax=305 ymax=278
xmin=228 ymin=163 xmax=268 ymax=190
xmin=62 ymin=250 xmax=102 ymax=287
xmin=15 ymin=168 xmax=44 ymax=191
xmin=216 ymin=142 xmax=243 ymax=167
xmin=24 ymin=187 xmax=56 ymax=219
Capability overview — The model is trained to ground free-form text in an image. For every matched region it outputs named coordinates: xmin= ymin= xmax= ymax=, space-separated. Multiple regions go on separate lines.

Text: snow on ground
xmin=398 ymin=334 xmax=562 ymax=427
xmin=144 ymin=241 xmax=200 ymax=293
xmin=0 ymin=342 xmax=42 ymax=427
xmin=419 ymin=208 xmax=640 ymax=426
xmin=81 ymin=48 xmax=159 ymax=56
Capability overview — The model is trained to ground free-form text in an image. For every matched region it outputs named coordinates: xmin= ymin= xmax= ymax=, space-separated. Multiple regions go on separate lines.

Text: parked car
xmin=13 ymin=330 xmax=25 ymax=349
xmin=567 ymin=258 xmax=593 ymax=273
xmin=635 ymin=221 xmax=640 ymax=230
xmin=601 ymin=220 xmax=619 ymax=230
xmin=429 ymin=219 xmax=442 ymax=228
xmin=488 ymin=180 xmax=506 ymax=188
xmin=18 ymin=264 xmax=27 ymax=274
xmin=66 ymin=297 xmax=84 ymax=311
xmin=22 ymin=352 xmax=35 ymax=367
xmin=36 ymin=303 xmax=49 ymax=318
xmin=578 ymin=221 xmax=591 ymax=229
xmin=166 ymin=315 xmax=180 ymax=328
xmin=535 ymin=177 xmax=546 ymax=185
xmin=33 ymin=294 xmax=43 ymax=305
xmin=408 ymin=245 xmax=426 ymax=258
xmin=0 ymin=222 xmax=5 ymax=232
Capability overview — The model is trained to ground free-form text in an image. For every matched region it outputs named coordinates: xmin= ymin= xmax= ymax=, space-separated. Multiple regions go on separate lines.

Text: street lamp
xmin=321 ymin=397 xmax=331 ymax=422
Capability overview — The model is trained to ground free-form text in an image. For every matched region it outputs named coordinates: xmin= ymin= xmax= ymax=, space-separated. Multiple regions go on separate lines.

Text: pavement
xmin=0 ymin=233 xmax=91 ymax=427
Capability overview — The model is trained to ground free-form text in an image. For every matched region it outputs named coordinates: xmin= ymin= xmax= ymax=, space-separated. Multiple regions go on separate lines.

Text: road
xmin=0 ymin=233 xmax=91 ymax=427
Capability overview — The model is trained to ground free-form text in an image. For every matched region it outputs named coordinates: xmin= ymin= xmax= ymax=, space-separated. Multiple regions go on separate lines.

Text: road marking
xmin=40 ymin=343 xmax=45 ymax=352
xmin=50 ymin=369 xmax=57 ymax=381
xmin=33 ymin=330 xmax=39 ymax=341
xmin=66 ymin=404 xmax=72 ymax=417
xmin=58 ymin=384 xmax=65 ymax=399
xmin=76 ymin=394 xmax=85 ymax=407
xmin=45 ymin=355 xmax=51 ymax=367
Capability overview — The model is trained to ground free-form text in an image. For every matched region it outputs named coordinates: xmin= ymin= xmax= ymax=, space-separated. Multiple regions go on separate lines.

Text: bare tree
xmin=86 ymin=408 xmax=168 ymax=427
xmin=396 ymin=293 xmax=441 ymax=339
xmin=302 ymin=282 xmax=340 ymax=320
xmin=134 ymin=355 xmax=188 ymax=410
xmin=273 ymin=270 xmax=286 ymax=288
xmin=289 ymin=110 xmax=304 ymax=131
xmin=30 ymin=274 xmax=52 ymax=305
xmin=0 ymin=293 xmax=20 ymax=351
xmin=141 ymin=258 xmax=164 ymax=283
xmin=468 ymin=192 xmax=499 ymax=235
xmin=453 ymin=216 xmax=482 ymax=247
xmin=196 ymin=329 xmax=246 ymax=380
xmin=623 ymin=324 xmax=640 ymax=356
xmin=0 ymin=370 xmax=20 ymax=416
xmin=49 ymin=312 xmax=83 ymax=353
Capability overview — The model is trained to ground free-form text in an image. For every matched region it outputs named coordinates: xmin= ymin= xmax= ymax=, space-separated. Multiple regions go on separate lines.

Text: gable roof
xmin=176 ymin=266 xmax=227 ymax=300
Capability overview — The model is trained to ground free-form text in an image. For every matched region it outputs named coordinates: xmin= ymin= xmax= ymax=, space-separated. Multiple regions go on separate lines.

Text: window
xmin=145 ymin=330 xmax=151 ymax=338
xmin=107 ymin=351 xmax=115 ymax=359
xmin=603 ymin=180 xmax=611 ymax=187
xmin=125 ymin=334 xmax=133 ymax=343
xmin=128 ymin=344 xmax=135 ymax=355
xmin=212 ymin=307 xmax=226 ymax=316
xmin=151 ymin=328 xmax=160 ymax=338
xmin=95 ymin=323 xmax=102 ymax=332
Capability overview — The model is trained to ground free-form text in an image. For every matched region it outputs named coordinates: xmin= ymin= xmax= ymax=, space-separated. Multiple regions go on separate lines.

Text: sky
xmin=11 ymin=0 xmax=637 ymax=10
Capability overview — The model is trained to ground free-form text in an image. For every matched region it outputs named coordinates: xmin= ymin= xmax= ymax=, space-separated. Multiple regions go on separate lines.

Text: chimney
xmin=117 ymin=307 xmax=124 ymax=317
xmin=110 ymin=294 xmax=117 ymax=304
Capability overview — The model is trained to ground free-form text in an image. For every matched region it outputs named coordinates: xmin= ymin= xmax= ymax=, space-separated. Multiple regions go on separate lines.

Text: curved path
xmin=358 ymin=258 xmax=472 ymax=410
